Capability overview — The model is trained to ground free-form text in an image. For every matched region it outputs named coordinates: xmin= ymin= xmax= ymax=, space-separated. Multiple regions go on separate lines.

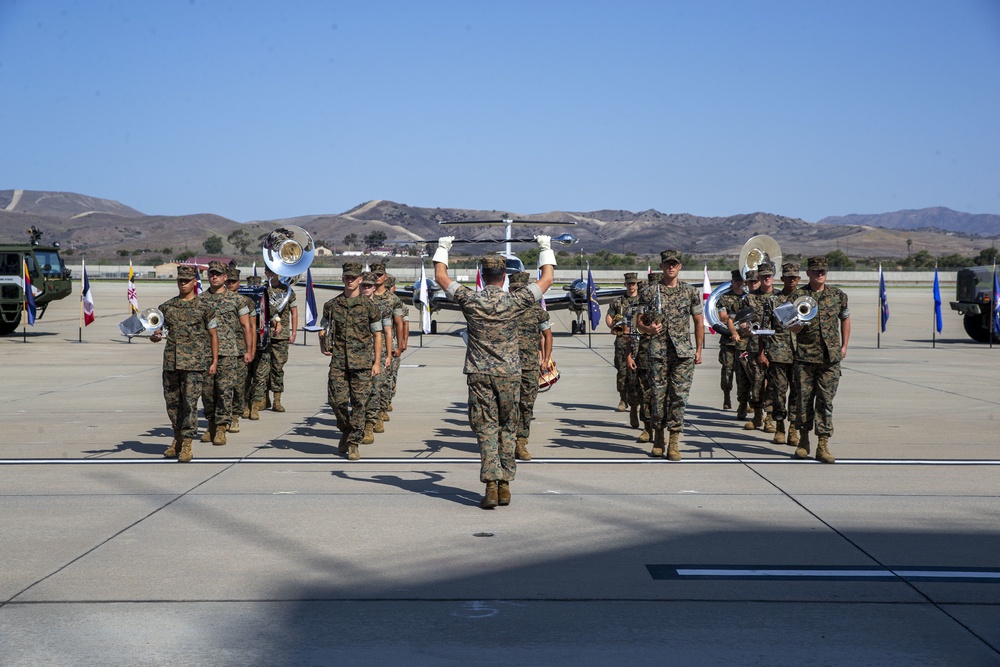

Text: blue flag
xmin=878 ymin=264 xmax=889 ymax=333
xmin=23 ymin=260 xmax=36 ymax=326
xmin=303 ymin=268 xmax=320 ymax=330
xmin=993 ymin=266 xmax=1000 ymax=336
xmin=587 ymin=268 xmax=601 ymax=331
xmin=933 ymin=266 xmax=943 ymax=334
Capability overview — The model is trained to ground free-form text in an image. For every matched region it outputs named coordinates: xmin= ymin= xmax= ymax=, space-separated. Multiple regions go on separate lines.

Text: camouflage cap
xmin=807 ymin=256 xmax=829 ymax=271
xmin=361 ymin=271 xmax=377 ymax=286
xmin=637 ymin=279 xmax=648 ymax=290
xmin=384 ymin=274 xmax=396 ymax=288
xmin=342 ymin=261 xmax=363 ymax=277
xmin=659 ymin=249 xmax=682 ymax=264
xmin=208 ymin=260 xmax=228 ymax=275
xmin=481 ymin=255 xmax=506 ymax=271
xmin=508 ymin=271 xmax=530 ymax=288
xmin=781 ymin=262 xmax=800 ymax=278
xmin=624 ymin=272 xmax=638 ymax=283
xmin=648 ymin=271 xmax=662 ymax=283
xmin=744 ymin=269 xmax=759 ymax=282
xmin=370 ymin=262 xmax=386 ymax=275
xmin=757 ymin=262 xmax=774 ymax=278
xmin=226 ymin=266 xmax=241 ymax=280
xmin=177 ymin=264 xmax=198 ymax=281
xmin=730 ymin=269 xmax=743 ymax=281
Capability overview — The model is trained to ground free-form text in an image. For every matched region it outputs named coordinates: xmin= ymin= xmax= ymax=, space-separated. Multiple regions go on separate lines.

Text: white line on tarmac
xmin=0 ymin=458 xmax=998 ymax=465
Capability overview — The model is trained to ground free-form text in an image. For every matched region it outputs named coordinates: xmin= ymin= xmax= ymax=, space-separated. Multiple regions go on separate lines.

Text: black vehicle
xmin=950 ymin=265 xmax=1000 ymax=343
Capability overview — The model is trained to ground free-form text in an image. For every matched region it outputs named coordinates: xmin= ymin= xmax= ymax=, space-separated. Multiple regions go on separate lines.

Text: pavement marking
xmin=1 ymin=458 xmax=998 ymax=466
xmin=647 ymin=565 xmax=1000 ymax=583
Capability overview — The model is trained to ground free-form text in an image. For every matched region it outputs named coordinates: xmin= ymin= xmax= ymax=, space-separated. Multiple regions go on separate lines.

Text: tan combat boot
xmin=772 ymin=419 xmax=786 ymax=445
xmin=213 ymin=424 xmax=228 ymax=446
xmin=763 ymin=413 xmax=776 ymax=433
xmin=249 ymin=401 xmax=260 ymax=421
xmin=629 ymin=405 xmax=640 ymax=429
xmin=242 ymin=406 xmax=250 ymax=418
xmin=794 ymin=431 xmax=811 ymax=459
xmin=380 ymin=410 xmax=390 ymax=422
xmin=650 ymin=428 xmax=665 ymax=458
xmin=744 ymin=407 xmax=763 ymax=430
xmin=515 ymin=437 xmax=532 ymax=461
xmin=347 ymin=444 xmax=360 ymax=461
xmin=229 ymin=416 xmax=240 ymax=433
xmin=481 ymin=481 xmax=499 ymax=509
xmin=787 ymin=424 xmax=800 ymax=447
xmin=200 ymin=421 xmax=216 ymax=443
xmin=272 ymin=393 xmax=285 ymax=412
xmin=615 ymin=398 xmax=627 ymax=412
xmin=387 ymin=402 xmax=393 ymax=412
xmin=163 ymin=438 xmax=180 ymax=459
xmin=361 ymin=423 xmax=375 ymax=445
xmin=666 ymin=430 xmax=682 ymax=461
xmin=736 ymin=402 xmax=748 ymax=421
xmin=338 ymin=433 xmax=349 ymax=455
xmin=178 ymin=438 xmax=194 ymax=463
xmin=373 ymin=418 xmax=385 ymax=434
xmin=815 ymin=435 xmax=836 ymax=464
xmin=723 ymin=391 xmax=732 ymax=410
xmin=637 ymin=421 xmax=652 ymax=443
xmin=497 ymin=481 xmax=511 ymax=506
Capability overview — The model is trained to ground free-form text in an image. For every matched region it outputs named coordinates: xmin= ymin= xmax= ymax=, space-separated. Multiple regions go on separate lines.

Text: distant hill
xmin=1 ymin=191 xmax=996 ymax=262
xmin=819 ymin=207 xmax=1000 ymax=237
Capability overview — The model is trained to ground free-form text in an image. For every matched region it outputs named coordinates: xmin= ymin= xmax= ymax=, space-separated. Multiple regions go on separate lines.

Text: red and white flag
xmin=703 ymin=264 xmax=715 ymax=334
xmin=82 ymin=260 xmax=96 ymax=326
xmin=475 ymin=266 xmax=483 ymax=292
xmin=127 ymin=258 xmax=139 ymax=314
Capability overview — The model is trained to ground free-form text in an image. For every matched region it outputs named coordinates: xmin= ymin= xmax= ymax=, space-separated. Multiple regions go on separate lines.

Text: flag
xmin=303 ymin=267 xmax=320 ymax=330
xmin=364 ymin=259 xmax=370 ymax=272
xmin=127 ymin=258 xmax=139 ymax=315
xmin=252 ymin=261 xmax=258 ymax=277
xmin=993 ymin=265 xmax=1000 ymax=335
xmin=82 ymin=259 xmax=95 ymax=326
xmin=195 ymin=268 xmax=202 ymax=295
xmin=419 ymin=262 xmax=432 ymax=334
xmin=932 ymin=265 xmax=943 ymax=334
xmin=22 ymin=260 xmax=36 ymax=326
xmin=475 ymin=266 xmax=483 ymax=292
xmin=586 ymin=267 xmax=601 ymax=331
xmin=879 ymin=263 xmax=890 ymax=333
xmin=703 ymin=264 xmax=715 ymax=335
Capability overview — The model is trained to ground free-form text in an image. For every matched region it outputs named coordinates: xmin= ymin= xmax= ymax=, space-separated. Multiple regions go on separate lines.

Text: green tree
xmin=825 ymin=249 xmax=855 ymax=269
xmin=177 ymin=249 xmax=196 ymax=261
xmin=203 ymin=235 xmax=223 ymax=255
xmin=364 ymin=230 xmax=387 ymax=248
xmin=973 ymin=247 xmax=998 ymax=266
xmin=343 ymin=233 xmax=358 ymax=249
xmin=227 ymin=229 xmax=253 ymax=254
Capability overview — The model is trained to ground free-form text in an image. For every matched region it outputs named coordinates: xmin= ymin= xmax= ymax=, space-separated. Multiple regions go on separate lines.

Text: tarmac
xmin=1 ymin=280 xmax=998 ymax=666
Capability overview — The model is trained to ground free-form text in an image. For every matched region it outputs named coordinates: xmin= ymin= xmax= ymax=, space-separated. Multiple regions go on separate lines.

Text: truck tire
xmin=962 ymin=313 xmax=999 ymax=343
xmin=0 ymin=312 xmax=22 ymax=335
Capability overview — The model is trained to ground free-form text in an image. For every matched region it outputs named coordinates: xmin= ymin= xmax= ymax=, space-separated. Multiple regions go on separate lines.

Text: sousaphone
xmin=262 ymin=225 xmax=315 ymax=314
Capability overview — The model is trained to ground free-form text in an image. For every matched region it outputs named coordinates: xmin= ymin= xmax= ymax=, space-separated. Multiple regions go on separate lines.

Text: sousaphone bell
xmin=262 ymin=225 xmax=315 ymax=314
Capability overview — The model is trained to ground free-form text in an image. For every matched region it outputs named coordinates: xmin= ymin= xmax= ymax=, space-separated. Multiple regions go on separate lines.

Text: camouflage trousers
xmin=365 ymin=361 xmax=392 ymax=423
xmin=746 ymin=356 xmax=767 ymax=408
xmin=328 ymin=366 xmax=373 ymax=447
xmin=613 ymin=336 xmax=629 ymax=400
xmin=387 ymin=355 xmax=401 ymax=403
xmin=232 ymin=354 xmax=248 ymax=417
xmin=517 ymin=368 xmax=540 ymax=440
xmin=765 ymin=360 xmax=798 ymax=424
xmin=250 ymin=350 xmax=270 ymax=405
xmin=268 ymin=339 xmax=290 ymax=394
xmin=637 ymin=365 xmax=652 ymax=422
xmin=796 ymin=361 xmax=841 ymax=437
xmin=201 ymin=355 xmax=240 ymax=427
xmin=467 ymin=373 xmax=520 ymax=483
xmin=719 ymin=344 xmax=750 ymax=403
xmin=162 ymin=369 xmax=204 ymax=440
xmin=624 ymin=365 xmax=643 ymax=409
xmin=649 ymin=350 xmax=695 ymax=432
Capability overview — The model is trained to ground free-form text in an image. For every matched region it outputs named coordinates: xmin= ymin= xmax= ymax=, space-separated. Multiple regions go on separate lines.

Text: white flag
xmin=703 ymin=264 xmax=715 ymax=335
xmin=419 ymin=262 xmax=432 ymax=334
xmin=127 ymin=258 xmax=139 ymax=315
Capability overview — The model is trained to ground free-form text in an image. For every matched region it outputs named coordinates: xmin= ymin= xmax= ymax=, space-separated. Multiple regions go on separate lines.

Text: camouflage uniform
xmin=511 ymin=273 xmax=551 ymax=441
xmin=365 ymin=288 xmax=396 ymax=424
xmin=608 ymin=291 xmax=639 ymax=405
xmin=640 ymin=279 xmax=702 ymax=432
xmin=267 ymin=283 xmax=296 ymax=394
xmin=792 ymin=270 xmax=849 ymax=438
xmin=763 ymin=284 xmax=799 ymax=426
xmin=740 ymin=285 xmax=774 ymax=410
xmin=716 ymin=271 xmax=749 ymax=406
xmin=232 ymin=285 xmax=256 ymax=419
xmin=635 ymin=275 xmax=658 ymax=434
xmin=447 ymin=261 xmax=544 ymax=483
xmin=321 ymin=291 xmax=382 ymax=447
xmin=159 ymin=293 xmax=217 ymax=441
xmin=200 ymin=280 xmax=250 ymax=429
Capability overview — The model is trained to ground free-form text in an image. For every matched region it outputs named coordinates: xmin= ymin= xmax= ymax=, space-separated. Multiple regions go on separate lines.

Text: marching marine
xmin=509 ymin=271 xmax=553 ymax=461
xmin=225 ymin=266 xmax=257 ymax=433
xmin=606 ymin=273 xmax=640 ymax=418
xmin=715 ymin=269 xmax=748 ymax=413
xmin=762 ymin=262 xmax=801 ymax=446
xmin=264 ymin=266 xmax=297 ymax=413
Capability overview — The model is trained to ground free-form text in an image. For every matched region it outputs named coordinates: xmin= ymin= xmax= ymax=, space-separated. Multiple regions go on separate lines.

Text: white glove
xmin=432 ymin=236 xmax=454 ymax=266
xmin=536 ymin=235 xmax=557 ymax=267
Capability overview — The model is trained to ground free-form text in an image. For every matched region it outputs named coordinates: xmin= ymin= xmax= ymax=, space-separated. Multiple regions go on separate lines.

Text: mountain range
xmin=1 ymin=189 xmax=996 ymax=262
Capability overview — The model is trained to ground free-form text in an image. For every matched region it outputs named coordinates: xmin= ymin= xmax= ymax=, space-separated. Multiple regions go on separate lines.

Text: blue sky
xmin=1 ymin=0 xmax=998 ymax=223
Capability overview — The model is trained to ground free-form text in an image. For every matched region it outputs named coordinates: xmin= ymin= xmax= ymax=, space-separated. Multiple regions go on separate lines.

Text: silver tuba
xmin=739 ymin=234 xmax=782 ymax=280
xmin=262 ymin=225 xmax=315 ymax=315
xmin=705 ymin=281 xmax=741 ymax=336
xmin=773 ymin=295 xmax=818 ymax=328
xmin=119 ymin=307 xmax=164 ymax=337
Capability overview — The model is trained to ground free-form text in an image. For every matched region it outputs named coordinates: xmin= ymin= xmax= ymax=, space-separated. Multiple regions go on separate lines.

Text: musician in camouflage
xmin=788 ymin=256 xmax=851 ymax=463
xmin=265 ymin=267 xmax=297 ymax=412
xmin=199 ymin=261 xmax=253 ymax=446
xmin=369 ymin=263 xmax=405 ymax=436
xmin=740 ymin=264 xmax=777 ymax=432
xmin=385 ymin=275 xmax=407 ymax=412
xmin=434 ymin=237 xmax=556 ymax=509
xmin=151 ymin=264 xmax=218 ymax=463
xmin=509 ymin=271 xmax=553 ymax=461
xmin=606 ymin=272 xmax=641 ymax=421
xmin=761 ymin=262 xmax=801 ymax=446
xmin=226 ymin=267 xmax=257 ymax=431
xmin=320 ymin=262 xmax=384 ymax=460
xmin=636 ymin=250 xmax=704 ymax=461
xmin=629 ymin=274 xmax=657 ymax=443
xmin=246 ymin=275 xmax=269 ymax=419
xmin=715 ymin=269 xmax=748 ymax=413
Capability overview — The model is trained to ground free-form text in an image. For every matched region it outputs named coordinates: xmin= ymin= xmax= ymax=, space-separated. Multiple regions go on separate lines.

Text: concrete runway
xmin=1 ymin=281 xmax=998 ymax=665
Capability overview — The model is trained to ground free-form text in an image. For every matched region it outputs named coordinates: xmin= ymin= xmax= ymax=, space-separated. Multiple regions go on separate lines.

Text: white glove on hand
xmin=432 ymin=236 xmax=454 ymax=266
xmin=536 ymin=235 xmax=557 ymax=267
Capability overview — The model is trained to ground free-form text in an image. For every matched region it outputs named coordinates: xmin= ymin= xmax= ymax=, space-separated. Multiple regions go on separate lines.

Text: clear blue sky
xmin=2 ymin=0 xmax=998 ymax=223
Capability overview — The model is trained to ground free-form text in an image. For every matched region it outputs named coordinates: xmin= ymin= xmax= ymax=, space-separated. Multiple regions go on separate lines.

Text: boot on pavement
xmin=481 ymin=482 xmax=499 ymax=509
xmin=815 ymin=435 xmax=836 ymax=464
xmin=272 ymin=393 xmax=285 ymax=412
xmin=200 ymin=421 xmax=216 ymax=443
xmin=497 ymin=481 xmax=511 ymax=506
xmin=650 ymin=428 xmax=665 ymax=458
xmin=178 ymin=438 xmax=194 ymax=463
xmin=229 ymin=416 xmax=240 ymax=433
xmin=515 ymin=437 xmax=532 ymax=461
xmin=772 ymin=419 xmax=786 ymax=445
xmin=666 ymin=430 xmax=682 ymax=461
xmin=737 ymin=402 xmax=748 ymax=421
xmin=362 ymin=423 xmax=375 ymax=445
xmin=213 ymin=424 xmax=228 ymax=446
xmin=794 ymin=431 xmax=811 ymax=459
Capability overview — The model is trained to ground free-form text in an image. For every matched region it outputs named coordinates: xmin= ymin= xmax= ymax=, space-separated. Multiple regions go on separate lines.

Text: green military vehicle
xmin=950 ymin=265 xmax=999 ymax=343
xmin=0 ymin=227 xmax=73 ymax=334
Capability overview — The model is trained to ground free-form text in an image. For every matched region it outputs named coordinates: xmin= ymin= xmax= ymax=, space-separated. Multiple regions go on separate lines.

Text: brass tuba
xmin=739 ymin=235 xmax=782 ymax=280
xmin=262 ymin=225 xmax=315 ymax=315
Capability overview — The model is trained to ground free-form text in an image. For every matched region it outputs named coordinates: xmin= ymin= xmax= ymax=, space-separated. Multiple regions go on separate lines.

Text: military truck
xmin=0 ymin=228 xmax=73 ymax=334
xmin=950 ymin=265 xmax=999 ymax=343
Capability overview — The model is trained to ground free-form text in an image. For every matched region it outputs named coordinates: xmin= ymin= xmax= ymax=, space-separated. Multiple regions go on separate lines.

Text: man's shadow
xmin=88 ymin=426 xmax=174 ymax=456
xmin=413 ymin=404 xmax=479 ymax=455
xmin=266 ymin=414 xmax=343 ymax=455
xmin=331 ymin=470 xmax=480 ymax=507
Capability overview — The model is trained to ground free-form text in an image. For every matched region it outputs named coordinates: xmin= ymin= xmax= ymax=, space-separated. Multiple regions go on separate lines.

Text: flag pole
xmin=932 ymin=262 xmax=937 ymax=349
xmin=991 ymin=261 xmax=997 ymax=350
xmin=876 ymin=263 xmax=881 ymax=350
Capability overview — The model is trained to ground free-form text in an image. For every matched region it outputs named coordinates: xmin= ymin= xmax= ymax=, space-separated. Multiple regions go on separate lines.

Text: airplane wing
xmin=539 ymin=284 xmax=627 ymax=311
